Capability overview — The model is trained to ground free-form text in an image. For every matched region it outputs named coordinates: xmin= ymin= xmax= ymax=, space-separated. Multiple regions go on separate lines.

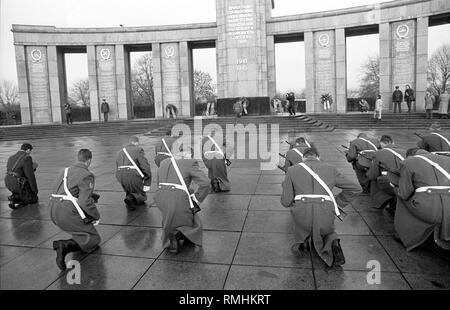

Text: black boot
xmin=124 ymin=194 xmax=136 ymax=211
xmin=168 ymin=231 xmax=182 ymax=254
xmin=53 ymin=239 xmax=82 ymax=271
xmin=332 ymin=239 xmax=345 ymax=266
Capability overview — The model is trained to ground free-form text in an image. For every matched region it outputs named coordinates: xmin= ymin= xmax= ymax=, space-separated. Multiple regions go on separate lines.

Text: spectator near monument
xmin=358 ymin=99 xmax=370 ymax=113
xmin=373 ymin=95 xmax=383 ymax=123
xmin=392 ymin=86 xmax=403 ymax=113
xmin=64 ymin=102 xmax=73 ymax=125
xmin=424 ymin=91 xmax=436 ymax=120
xmin=165 ymin=104 xmax=178 ymax=118
xmin=286 ymin=92 xmax=296 ymax=115
xmin=438 ymin=90 xmax=450 ymax=119
xmin=404 ymin=84 xmax=415 ymax=113
xmin=101 ymin=99 xmax=110 ymax=122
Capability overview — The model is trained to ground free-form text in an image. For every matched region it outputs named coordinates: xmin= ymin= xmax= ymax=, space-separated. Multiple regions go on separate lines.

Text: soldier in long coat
xmin=416 ymin=123 xmax=450 ymax=153
xmin=345 ymin=133 xmax=381 ymax=194
xmin=281 ymin=148 xmax=361 ymax=267
xmin=155 ymin=147 xmax=211 ymax=254
xmin=394 ymin=148 xmax=450 ymax=251
xmin=201 ymin=134 xmax=230 ymax=192
xmin=115 ymin=136 xmax=152 ymax=210
xmin=366 ymin=135 xmax=406 ymax=212
xmin=5 ymin=143 xmax=39 ymax=209
xmin=283 ymin=137 xmax=317 ymax=171
xmin=49 ymin=149 xmax=101 ymax=271
xmin=155 ymin=129 xmax=179 ymax=168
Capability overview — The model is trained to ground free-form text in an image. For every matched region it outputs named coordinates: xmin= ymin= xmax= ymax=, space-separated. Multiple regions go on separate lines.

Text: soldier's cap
xmin=430 ymin=122 xmax=442 ymax=131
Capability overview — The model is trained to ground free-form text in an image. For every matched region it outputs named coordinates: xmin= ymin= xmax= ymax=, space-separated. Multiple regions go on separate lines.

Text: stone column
xmin=25 ymin=46 xmax=52 ymax=123
xmin=314 ymin=30 xmax=336 ymax=113
xmin=304 ymin=32 xmax=315 ymax=113
xmin=152 ymin=43 xmax=164 ymax=118
xmin=161 ymin=42 xmax=182 ymax=118
xmin=115 ymin=44 xmax=129 ymax=120
xmin=87 ymin=45 xmax=100 ymax=121
xmin=47 ymin=46 xmax=62 ymax=123
xmin=391 ymin=20 xmax=417 ymax=112
xmin=379 ymin=22 xmax=392 ymax=112
xmin=335 ymin=28 xmax=347 ymax=113
xmin=14 ymin=45 xmax=31 ymax=125
xmin=215 ymin=0 xmax=269 ymax=98
xmin=415 ymin=16 xmax=429 ymax=112
xmin=266 ymin=35 xmax=276 ymax=99
xmin=179 ymin=41 xmax=192 ymax=117
xmin=96 ymin=45 xmax=118 ymax=120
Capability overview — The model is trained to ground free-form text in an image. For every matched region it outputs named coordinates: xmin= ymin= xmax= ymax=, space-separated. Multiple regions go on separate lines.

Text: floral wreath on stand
xmin=320 ymin=93 xmax=333 ymax=112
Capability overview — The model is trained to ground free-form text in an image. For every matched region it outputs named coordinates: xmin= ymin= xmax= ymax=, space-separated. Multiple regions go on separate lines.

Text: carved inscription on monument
xmin=96 ymin=46 xmax=117 ymax=118
xmin=27 ymin=46 xmax=51 ymax=122
xmin=161 ymin=43 xmax=181 ymax=110
xmin=227 ymin=4 xmax=255 ymax=44
xmin=314 ymin=32 xmax=335 ymax=111
xmin=392 ymin=21 xmax=416 ymax=90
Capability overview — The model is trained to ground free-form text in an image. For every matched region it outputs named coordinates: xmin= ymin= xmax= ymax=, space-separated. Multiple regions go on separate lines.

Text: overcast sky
xmin=1 ymin=0 xmax=449 ymax=93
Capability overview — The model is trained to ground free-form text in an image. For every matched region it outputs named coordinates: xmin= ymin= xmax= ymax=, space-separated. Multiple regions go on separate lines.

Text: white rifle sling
xmin=51 ymin=168 xmax=86 ymax=220
xmin=161 ymin=139 xmax=195 ymax=210
xmin=384 ymin=148 xmax=405 ymax=161
xmin=122 ymin=148 xmax=145 ymax=178
xmin=359 ymin=137 xmax=378 ymax=151
xmin=414 ymin=155 xmax=450 ymax=180
xmin=431 ymin=133 xmax=450 ymax=148
xmin=305 ymin=140 xmax=311 ymax=148
xmin=292 ymin=148 xmax=304 ymax=159
xmin=299 ymin=163 xmax=341 ymax=217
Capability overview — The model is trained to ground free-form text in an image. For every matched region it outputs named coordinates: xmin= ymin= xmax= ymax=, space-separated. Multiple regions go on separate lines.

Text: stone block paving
xmin=1 ymin=129 xmax=450 ymax=290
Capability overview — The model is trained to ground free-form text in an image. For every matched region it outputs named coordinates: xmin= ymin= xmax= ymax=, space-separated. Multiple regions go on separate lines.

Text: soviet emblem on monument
xmin=100 ymin=48 xmax=112 ymax=61
xmin=164 ymin=45 xmax=176 ymax=58
xmin=30 ymin=49 xmax=42 ymax=62
xmin=318 ymin=34 xmax=330 ymax=47
xmin=396 ymin=24 xmax=410 ymax=39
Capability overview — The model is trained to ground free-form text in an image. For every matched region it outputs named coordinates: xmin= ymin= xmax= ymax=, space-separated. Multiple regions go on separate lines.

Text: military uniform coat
xmin=115 ymin=144 xmax=152 ymax=204
xmin=5 ymin=150 xmax=38 ymax=204
xmin=395 ymin=153 xmax=450 ymax=250
xmin=201 ymin=136 xmax=230 ymax=191
xmin=49 ymin=163 xmax=100 ymax=252
xmin=281 ymin=158 xmax=361 ymax=266
xmin=154 ymin=136 xmax=177 ymax=167
xmin=417 ymin=133 xmax=450 ymax=152
xmin=366 ymin=146 xmax=406 ymax=207
xmin=155 ymin=159 xmax=211 ymax=247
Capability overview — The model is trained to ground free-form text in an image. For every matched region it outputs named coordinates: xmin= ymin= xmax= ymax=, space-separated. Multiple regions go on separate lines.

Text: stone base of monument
xmin=216 ymin=97 xmax=270 ymax=116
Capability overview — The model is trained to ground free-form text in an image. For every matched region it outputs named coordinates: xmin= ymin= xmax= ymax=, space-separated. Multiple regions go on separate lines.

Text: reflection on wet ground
xmin=1 ymin=129 xmax=449 ymax=290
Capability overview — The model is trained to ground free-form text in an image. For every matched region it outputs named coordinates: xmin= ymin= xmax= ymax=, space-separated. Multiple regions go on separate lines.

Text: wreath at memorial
xmin=320 ymin=93 xmax=333 ymax=111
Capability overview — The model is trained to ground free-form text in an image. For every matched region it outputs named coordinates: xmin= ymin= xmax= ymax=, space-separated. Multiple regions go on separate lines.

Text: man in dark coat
xmin=282 ymin=137 xmax=317 ymax=171
xmin=155 ymin=129 xmax=179 ymax=168
xmin=201 ymin=133 xmax=231 ymax=192
xmin=286 ymin=92 xmax=296 ymax=116
xmin=49 ymin=149 xmax=100 ymax=271
xmin=345 ymin=133 xmax=380 ymax=194
xmin=281 ymin=148 xmax=361 ymax=267
xmin=404 ymin=84 xmax=415 ymax=113
xmin=101 ymin=99 xmax=109 ymax=122
xmin=366 ymin=135 xmax=406 ymax=213
xmin=155 ymin=146 xmax=211 ymax=254
xmin=5 ymin=143 xmax=38 ymax=209
xmin=115 ymin=136 xmax=152 ymax=210
xmin=392 ymin=86 xmax=403 ymax=113
xmin=416 ymin=123 xmax=450 ymax=153
xmin=393 ymin=148 xmax=450 ymax=251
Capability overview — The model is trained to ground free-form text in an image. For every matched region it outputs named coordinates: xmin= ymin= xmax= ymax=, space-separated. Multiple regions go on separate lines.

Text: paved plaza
xmin=1 ymin=128 xmax=450 ymax=290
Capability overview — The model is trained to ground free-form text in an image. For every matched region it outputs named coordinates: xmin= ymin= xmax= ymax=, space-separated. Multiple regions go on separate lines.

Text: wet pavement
xmin=1 ymin=129 xmax=449 ymax=290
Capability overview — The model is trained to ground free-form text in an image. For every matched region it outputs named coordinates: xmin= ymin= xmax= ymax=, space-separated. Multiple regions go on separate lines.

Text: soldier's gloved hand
xmin=190 ymin=194 xmax=201 ymax=214
xmin=143 ymin=186 xmax=151 ymax=192
xmin=93 ymin=220 xmax=100 ymax=226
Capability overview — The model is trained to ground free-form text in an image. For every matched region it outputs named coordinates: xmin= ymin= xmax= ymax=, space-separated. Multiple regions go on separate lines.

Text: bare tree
xmin=194 ymin=69 xmax=216 ymax=103
xmin=0 ymin=80 xmax=20 ymax=107
xmin=69 ymin=79 xmax=90 ymax=106
xmin=358 ymin=55 xmax=380 ymax=99
xmin=131 ymin=53 xmax=154 ymax=105
xmin=428 ymin=44 xmax=450 ymax=95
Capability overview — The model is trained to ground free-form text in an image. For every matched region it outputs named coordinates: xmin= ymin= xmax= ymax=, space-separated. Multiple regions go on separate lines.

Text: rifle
xmin=414 ymin=132 xmax=424 ymax=139
xmin=279 ymin=153 xmax=286 ymax=159
xmin=277 ymin=164 xmax=287 ymax=173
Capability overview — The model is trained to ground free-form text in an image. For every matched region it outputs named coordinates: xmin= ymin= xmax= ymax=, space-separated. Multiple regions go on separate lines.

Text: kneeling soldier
xmin=281 ymin=148 xmax=361 ymax=267
xmin=50 ymin=149 xmax=100 ymax=271
xmin=202 ymin=133 xmax=231 ymax=192
xmin=281 ymin=137 xmax=317 ymax=171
